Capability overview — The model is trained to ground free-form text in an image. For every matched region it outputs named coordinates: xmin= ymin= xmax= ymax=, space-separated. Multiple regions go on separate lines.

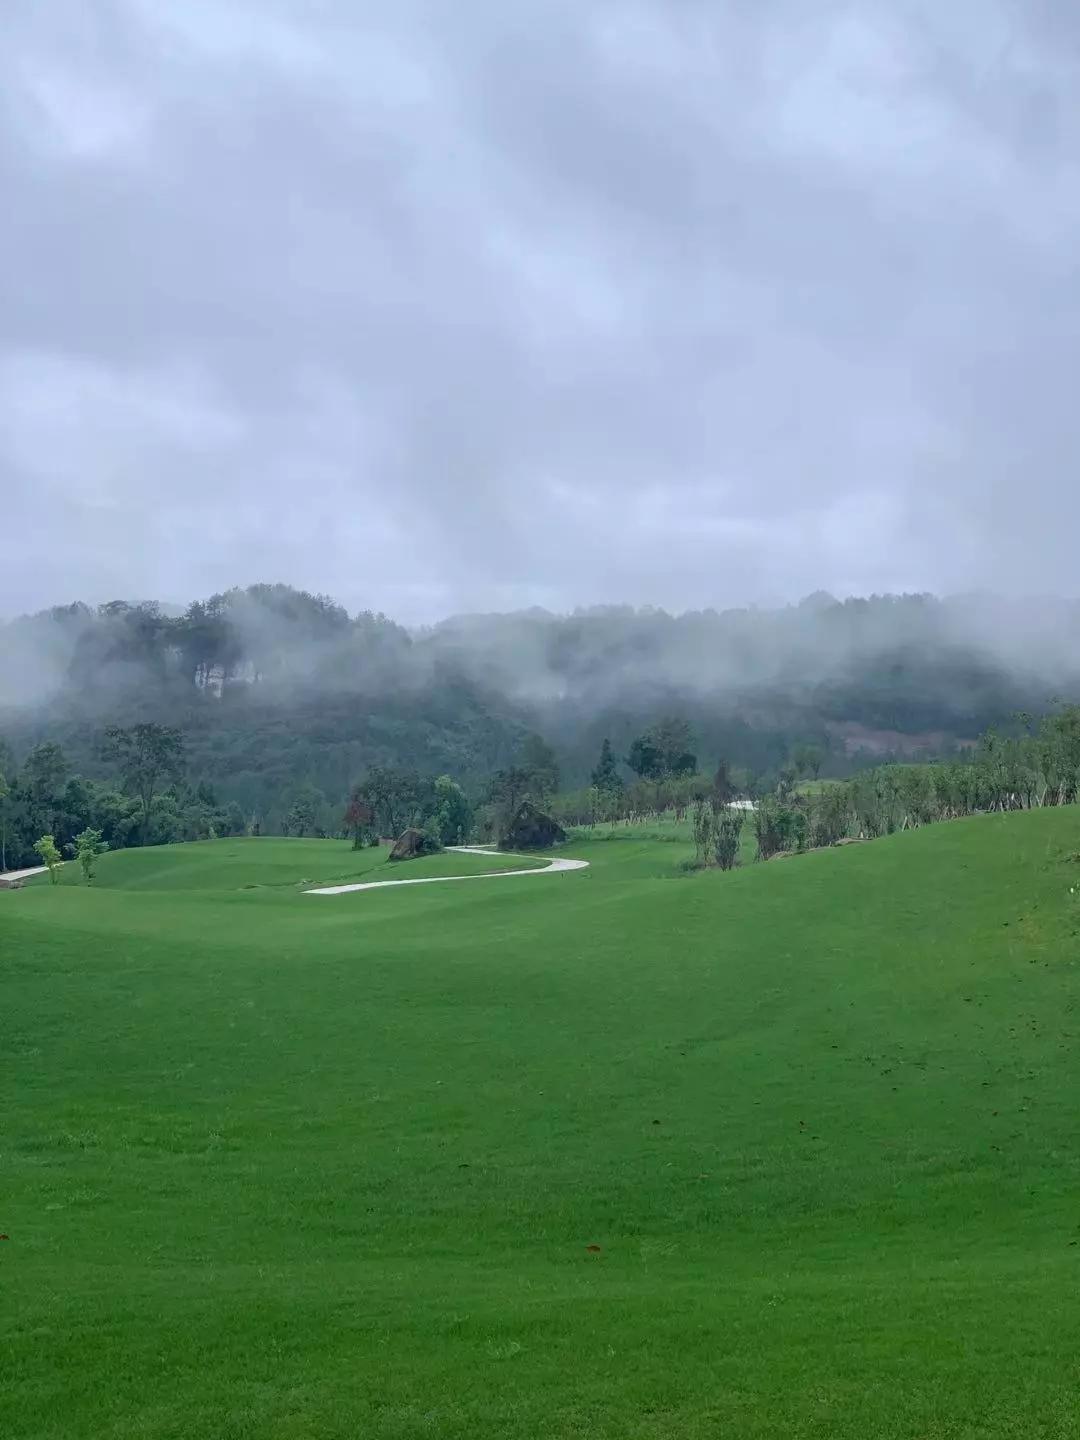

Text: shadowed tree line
xmin=4 ymin=588 xmax=1079 ymax=815
xmin=3 ymin=585 xmax=1079 ymax=873
xmin=3 ymin=706 xmax=1078 ymax=878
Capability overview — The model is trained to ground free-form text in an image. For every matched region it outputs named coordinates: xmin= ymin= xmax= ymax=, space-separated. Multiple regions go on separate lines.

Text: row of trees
xmin=8 ymin=704 xmax=1077 ymax=879
xmin=553 ymin=720 xmax=826 ymax=829
xmin=559 ymin=706 xmax=1080 ymax=869
xmin=745 ymin=705 xmax=1080 ymax=863
xmin=342 ymin=770 xmax=473 ymax=849
xmin=0 ymin=723 xmax=246 ymax=873
xmin=341 ymin=732 xmax=564 ymax=851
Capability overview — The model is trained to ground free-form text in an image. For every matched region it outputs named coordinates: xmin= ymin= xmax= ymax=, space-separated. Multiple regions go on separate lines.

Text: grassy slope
xmin=3 ymin=813 xmax=1080 ymax=1438
xmin=572 ymin=811 xmax=758 ymax=865
xmin=28 ymin=836 xmax=539 ymax=892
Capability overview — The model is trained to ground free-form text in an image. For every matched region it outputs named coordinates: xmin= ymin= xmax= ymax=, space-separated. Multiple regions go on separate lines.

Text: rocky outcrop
xmin=499 ymin=802 xmax=567 ymax=851
xmin=388 ymin=827 xmax=442 ymax=861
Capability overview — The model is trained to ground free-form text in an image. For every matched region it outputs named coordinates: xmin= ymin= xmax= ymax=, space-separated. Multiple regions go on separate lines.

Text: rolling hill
xmin=3 ymin=810 xmax=1079 ymax=1437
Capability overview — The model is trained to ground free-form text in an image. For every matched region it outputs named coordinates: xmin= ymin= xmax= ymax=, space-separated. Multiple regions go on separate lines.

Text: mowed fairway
xmin=4 ymin=815 xmax=1080 ymax=1439
xmin=25 ymin=836 xmax=542 ymax=892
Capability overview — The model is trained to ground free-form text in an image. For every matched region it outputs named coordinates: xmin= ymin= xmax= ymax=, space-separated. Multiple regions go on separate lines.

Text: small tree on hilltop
xmin=73 ymin=827 xmax=108 ymax=885
xmin=33 ymin=834 xmax=63 ymax=883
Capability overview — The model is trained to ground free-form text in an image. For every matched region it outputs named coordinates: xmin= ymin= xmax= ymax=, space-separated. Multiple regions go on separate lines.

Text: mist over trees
xmin=0 ymin=582 xmax=1078 ymax=866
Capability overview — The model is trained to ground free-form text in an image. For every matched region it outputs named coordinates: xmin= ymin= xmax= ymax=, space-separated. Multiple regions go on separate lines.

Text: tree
xmin=23 ymin=742 xmax=68 ymax=805
xmin=430 ymin=774 xmax=472 ymax=845
xmin=73 ymin=827 xmax=107 ymax=885
xmin=692 ymin=799 xmax=713 ymax=866
xmin=343 ymin=787 xmax=376 ymax=849
xmin=222 ymin=801 xmax=246 ymax=837
xmin=711 ymin=759 xmax=734 ymax=809
xmin=520 ymin=733 xmax=560 ymax=800
xmin=626 ymin=733 xmax=664 ymax=783
xmin=102 ymin=724 xmax=185 ymax=844
xmin=33 ymin=834 xmax=63 ymax=883
xmin=22 ymin=742 xmax=69 ymax=840
xmin=0 ymin=770 xmax=9 ymax=873
xmin=793 ymin=744 xmax=824 ymax=781
xmin=285 ymin=786 xmax=323 ymax=838
xmin=627 ymin=718 xmax=697 ymax=814
xmin=712 ymin=807 xmax=744 ymax=870
xmin=809 ymin=786 xmax=853 ymax=847
xmin=753 ymin=798 xmax=807 ymax=861
xmin=590 ymin=738 xmax=623 ymax=794
xmin=487 ymin=766 xmax=533 ymax=819
xmin=628 ymin=717 xmax=697 ymax=783
xmin=358 ymin=768 xmax=424 ymax=838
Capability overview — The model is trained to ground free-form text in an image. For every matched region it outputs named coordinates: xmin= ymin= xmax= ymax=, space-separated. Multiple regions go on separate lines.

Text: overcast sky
xmin=3 ymin=0 xmax=1079 ymax=621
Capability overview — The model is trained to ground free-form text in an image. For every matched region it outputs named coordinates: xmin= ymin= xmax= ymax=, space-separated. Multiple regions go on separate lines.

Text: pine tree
xmin=590 ymin=738 xmax=623 ymax=793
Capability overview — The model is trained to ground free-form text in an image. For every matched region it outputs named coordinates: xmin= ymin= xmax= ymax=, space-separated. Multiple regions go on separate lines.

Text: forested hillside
xmin=1 ymin=584 xmax=1077 ymax=870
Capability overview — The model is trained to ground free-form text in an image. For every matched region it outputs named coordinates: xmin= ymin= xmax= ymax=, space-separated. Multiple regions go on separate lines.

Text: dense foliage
xmin=1 ymin=583 xmax=1078 ymax=871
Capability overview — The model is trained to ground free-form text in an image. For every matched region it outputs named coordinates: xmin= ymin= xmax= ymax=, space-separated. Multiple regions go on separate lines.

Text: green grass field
xmin=4 ymin=814 xmax=1080 ymax=1438
xmin=27 ymin=836 xmax=540 ymax=892
xmin=571 ymin=810 xmax=758 ymax=865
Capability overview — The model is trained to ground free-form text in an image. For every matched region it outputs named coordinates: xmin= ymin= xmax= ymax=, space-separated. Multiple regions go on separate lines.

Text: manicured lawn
xmin=27 ymin=836 xmax=540 ymax=892
xmin=4 ymin=813 xmax=1080 ymax=1437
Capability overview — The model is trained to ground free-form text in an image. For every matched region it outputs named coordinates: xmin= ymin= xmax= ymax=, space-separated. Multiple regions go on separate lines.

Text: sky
xmin=3 ymin=0 xmax=1080 ymax=622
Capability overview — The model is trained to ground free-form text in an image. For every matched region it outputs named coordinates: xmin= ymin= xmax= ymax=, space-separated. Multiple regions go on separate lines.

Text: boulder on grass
xmin=500 ymin=801 xmax=567 ymax=851
xmin=388 ymin=827 xmax=442 ymax=861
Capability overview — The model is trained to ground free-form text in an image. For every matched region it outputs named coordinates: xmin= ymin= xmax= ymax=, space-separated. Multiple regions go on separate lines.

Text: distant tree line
xmin=4 ymin=585 xmax=1078 ymax=835
xmin=552 ymin=707 xmax=1080 ymax=869
xmin=744 ymin=705 xmax=1080 ymax=864
xmin=0 ymin=724 xmax=245 ymax=873
xmin=4 ymin=704 xmax=1078 ymax=880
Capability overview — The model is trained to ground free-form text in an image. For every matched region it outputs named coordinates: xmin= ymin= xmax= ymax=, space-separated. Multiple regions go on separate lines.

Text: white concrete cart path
xmin=305 ymin=846 xmax=589 ymax=896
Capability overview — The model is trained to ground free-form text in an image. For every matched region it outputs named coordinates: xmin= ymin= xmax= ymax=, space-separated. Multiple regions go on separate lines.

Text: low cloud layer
xmin=4 ymin=1 xmax=1080 ymax=620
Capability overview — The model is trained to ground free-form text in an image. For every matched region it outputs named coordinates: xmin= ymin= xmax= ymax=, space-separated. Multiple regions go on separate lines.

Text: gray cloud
xmin=2 ymin=0 xmax=1080 ymax=621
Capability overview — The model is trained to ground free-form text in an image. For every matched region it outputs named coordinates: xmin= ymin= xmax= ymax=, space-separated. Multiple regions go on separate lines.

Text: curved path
xmin=305 ymin=845 xmax=589 ymax=896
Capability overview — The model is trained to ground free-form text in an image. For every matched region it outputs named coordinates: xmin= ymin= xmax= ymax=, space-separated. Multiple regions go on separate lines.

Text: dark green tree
xmin=343 ymin=786 xmax=376 ymax=849
xmin=358 ymin=768 xmax=425 ymax=838
xmin=712 ymin=807 xmax=744 ymax=870
xmin=628 ymin=717 xmax=697 ymax=784
xmin=0 ymin=769 xmax=9 ymax=873
xmin=101 ymin=724 xmax=185 ymax=844
xmin=711 ymin=759 xmax=734 ymax=808
xmin=487 ymin=766 xmax=533 ymax=820
xmin=520 ymin=733 xmax=560 ymax=801
xmin=430 ymin=775 xmax=472 ymax=844
xmin=590 ymin=738 xmax=623 ymax=793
